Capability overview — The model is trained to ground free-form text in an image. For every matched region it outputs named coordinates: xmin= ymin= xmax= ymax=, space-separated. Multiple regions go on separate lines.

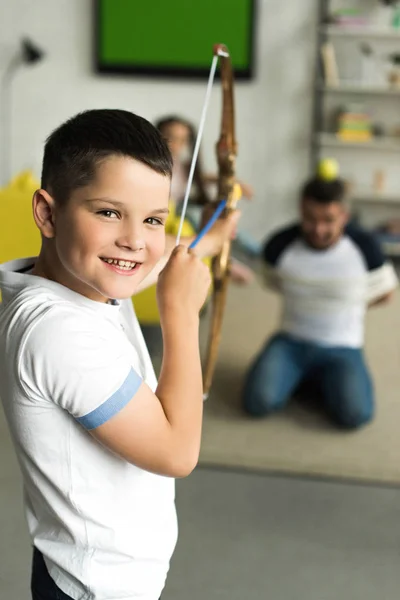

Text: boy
xmin=0 ymin=109 xmax=239 ymax=600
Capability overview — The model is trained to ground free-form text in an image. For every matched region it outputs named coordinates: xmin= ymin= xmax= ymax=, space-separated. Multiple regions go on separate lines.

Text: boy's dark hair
xmin=301 ymin=177 xmax=346 ymax=204
xmin=155 ymin=115 xmax=211 ymax=205
xmin=41 ymin=109 xmax=173 ymax=204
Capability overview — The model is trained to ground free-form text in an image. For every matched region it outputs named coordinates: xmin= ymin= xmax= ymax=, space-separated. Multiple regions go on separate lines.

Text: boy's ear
xmin=32 ymin=189 xmax=56 ymax=239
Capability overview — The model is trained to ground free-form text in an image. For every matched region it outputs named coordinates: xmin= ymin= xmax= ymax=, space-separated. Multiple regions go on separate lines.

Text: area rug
xmin=198 ymin=278 xmax=400 ymax=485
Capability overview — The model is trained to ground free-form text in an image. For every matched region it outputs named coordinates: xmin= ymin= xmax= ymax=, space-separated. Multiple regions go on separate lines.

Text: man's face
xmin=300 ymin=198 xmax=348 ymax=250
xmin=38 ymin=156 xmax=170 ymax=302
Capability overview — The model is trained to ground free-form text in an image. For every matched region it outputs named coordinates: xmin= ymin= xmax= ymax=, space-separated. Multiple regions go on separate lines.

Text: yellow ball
xmin=317 ymin=158 xmax=339 ymax=181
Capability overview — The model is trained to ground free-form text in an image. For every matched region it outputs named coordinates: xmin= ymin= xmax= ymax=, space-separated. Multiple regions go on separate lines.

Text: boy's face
xmin=36 ymin=156 xmax=170 ymax=303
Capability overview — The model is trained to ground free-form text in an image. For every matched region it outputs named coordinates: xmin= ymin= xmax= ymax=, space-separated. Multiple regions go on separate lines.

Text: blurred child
xmin=155 ymin=115 xmax=255 ymax=284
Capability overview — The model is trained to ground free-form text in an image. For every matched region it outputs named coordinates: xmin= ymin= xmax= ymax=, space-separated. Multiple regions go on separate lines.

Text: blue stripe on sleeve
xmin=76 ymin=368 xmax=142 ymax=430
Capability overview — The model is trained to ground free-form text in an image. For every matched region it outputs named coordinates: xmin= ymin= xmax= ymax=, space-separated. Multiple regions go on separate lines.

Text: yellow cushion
xmin=0 ymin=171 xmax=41 ymax=263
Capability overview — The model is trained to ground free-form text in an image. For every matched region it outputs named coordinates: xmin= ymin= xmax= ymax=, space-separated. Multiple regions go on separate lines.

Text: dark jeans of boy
xmin=242 ymin=332 xmax=374 ymax=429
xmin=31 ymin=547 xmax=162 ymax=599
xmin=31 ymin=548 xmax=73 ymax=600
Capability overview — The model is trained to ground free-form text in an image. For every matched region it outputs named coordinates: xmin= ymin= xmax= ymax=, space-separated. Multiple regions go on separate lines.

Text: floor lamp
xmin=1 ymin=38 xmax=44 ymax=187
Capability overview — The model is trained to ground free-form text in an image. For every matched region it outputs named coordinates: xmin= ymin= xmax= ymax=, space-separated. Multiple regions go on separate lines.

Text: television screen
xmin=94 ymin=0 xmax=256 ymax=79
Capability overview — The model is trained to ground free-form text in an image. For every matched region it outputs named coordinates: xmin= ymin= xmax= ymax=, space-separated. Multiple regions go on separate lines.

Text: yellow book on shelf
xmin=337 ymin=131 xmax=372 ymax=142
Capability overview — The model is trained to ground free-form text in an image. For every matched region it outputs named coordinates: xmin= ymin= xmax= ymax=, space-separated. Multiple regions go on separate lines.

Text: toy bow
xmin=176 ymin=43 xmax=239 ymax=399
xmin=201 ymin=44 xmax=239 ymax=399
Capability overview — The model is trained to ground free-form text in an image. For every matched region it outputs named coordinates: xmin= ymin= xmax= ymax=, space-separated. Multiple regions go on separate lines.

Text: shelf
xmin=320 ymin=82 xmax=400 ymax=96
xmin=322 ymin=24 xmax=400 ymax=40
xmin=381 ymin=242 xmax=400 ymax=257
xmin=313 ymin=5 xmax=400 ymax=242
xmin=318 ymin=132 xmax=400 ymax=152
xmin=374 ymin=233 xmax=400 ymax=257
xmin=351 ymin=192 xmax=400 ymax=204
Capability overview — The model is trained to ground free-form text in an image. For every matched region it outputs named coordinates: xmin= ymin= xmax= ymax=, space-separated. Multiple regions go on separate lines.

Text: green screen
xmin=96 ymin=0 xmax=255 ymax=77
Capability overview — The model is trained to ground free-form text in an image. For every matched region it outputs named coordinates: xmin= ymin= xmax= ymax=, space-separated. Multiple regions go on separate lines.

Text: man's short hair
xmin=301 ymin=177 xmax=346 ymax=204
xmin=41 ymin=109 xmax=173 ymax=205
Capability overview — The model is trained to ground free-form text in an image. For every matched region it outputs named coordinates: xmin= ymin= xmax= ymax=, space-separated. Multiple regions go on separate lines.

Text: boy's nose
xmin=116 ymin=224 xmax=145 ymax=252
xmin=117 ymin=237 xmax=145 ymax=251
xmin=132 ymin=239 xmax=145 ymax=251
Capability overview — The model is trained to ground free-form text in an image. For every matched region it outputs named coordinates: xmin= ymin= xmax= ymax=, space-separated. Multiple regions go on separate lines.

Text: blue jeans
xmin=242 ymin=333 xmax=374 ymax=429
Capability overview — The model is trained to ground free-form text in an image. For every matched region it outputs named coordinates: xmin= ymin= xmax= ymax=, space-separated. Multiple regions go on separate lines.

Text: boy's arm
xmin=92 ymin=311 xmax=203 ymax=478
xmin=22 ymin=248 xmax=211 ymax=479
xmin=91 ymin=247 xmax=209 ymax=477
xmin=93 ymin=217 xmax=238 ymax=475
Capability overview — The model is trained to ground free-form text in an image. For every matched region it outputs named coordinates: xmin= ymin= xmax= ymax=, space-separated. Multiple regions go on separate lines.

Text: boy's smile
xmin=100 ymin=257 xmax=141 ymax=274
xmin=33 ymin=156 xmax=170 ymax=302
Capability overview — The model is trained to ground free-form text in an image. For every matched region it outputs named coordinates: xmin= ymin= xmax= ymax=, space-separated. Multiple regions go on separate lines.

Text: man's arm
xmin=368 ymin=291 xmax=394 ymax=308
xmin=346 ymin=225 xmax=398 ymax=306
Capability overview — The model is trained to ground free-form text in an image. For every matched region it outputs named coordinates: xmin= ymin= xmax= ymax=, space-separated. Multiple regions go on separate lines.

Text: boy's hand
xmin=157 ymin=245 xmax=211 ymax=322
xmin=195 ymin=209 xmax=241 ymax=258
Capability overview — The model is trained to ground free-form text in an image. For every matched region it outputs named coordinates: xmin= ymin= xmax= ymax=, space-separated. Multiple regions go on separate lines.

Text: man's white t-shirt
xmin=262 ymin=224 xmax=397 ymax=348
xmin=0 ymin=258 xmax=177 ymax=600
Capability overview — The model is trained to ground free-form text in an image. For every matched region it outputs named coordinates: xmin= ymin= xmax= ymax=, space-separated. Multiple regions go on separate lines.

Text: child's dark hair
xmin=301 ymin=177 xmax=346 ymax=204
xmin=155 ymin=115 xmax=211 ymax=205
xmin=41 ymin=109 xmax=173 ymax=204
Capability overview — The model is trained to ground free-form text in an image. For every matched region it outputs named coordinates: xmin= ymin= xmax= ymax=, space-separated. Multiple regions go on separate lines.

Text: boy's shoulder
xmin=0 ymin=261 xmax=141 ymax=379
xmin=1 ymin=279 xmax=89 ymax=325
xmin=0 ymin=276 xmax=121 ymax=360
xmin=0 ymin=279 xmax=136 ymax=407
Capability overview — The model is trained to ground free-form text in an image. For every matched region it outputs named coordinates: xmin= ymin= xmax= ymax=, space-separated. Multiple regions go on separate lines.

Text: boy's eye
xmin=97 ymin=210 xmax=119 ymax=219
xmin=145 ymin=217 xmax=164 ymax=226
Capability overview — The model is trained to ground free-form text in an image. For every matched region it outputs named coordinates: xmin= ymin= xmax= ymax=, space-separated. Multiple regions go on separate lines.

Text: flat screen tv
xmin=94 ymin=0 xmax=256 ymax=79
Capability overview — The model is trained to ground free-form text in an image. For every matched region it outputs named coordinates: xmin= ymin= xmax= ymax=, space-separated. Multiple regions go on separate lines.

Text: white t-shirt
xmin=0 ymin=258 xmax=178 ymax=600
xmin=262 ymin=224 xmax=398 ymax=348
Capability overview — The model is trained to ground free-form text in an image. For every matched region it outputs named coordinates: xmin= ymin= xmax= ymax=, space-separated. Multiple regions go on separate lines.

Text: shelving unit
xmin=321 ymin=24 xmax=400 ymax=39
xmin=311 ymin=0 xmax=400 ymax=256
xmin=317 ymin=132 xmax=400 ymax=151
xmin=321 ymin=82 xmax=400 ymax=95
xmin=351 ymin=190 xmax=400 ymax=203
